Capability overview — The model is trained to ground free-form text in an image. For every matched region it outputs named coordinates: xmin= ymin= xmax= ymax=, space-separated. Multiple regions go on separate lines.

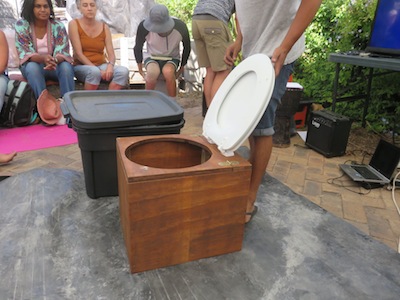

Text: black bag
xmin=0 ymin=79 xmax=36 ymax=127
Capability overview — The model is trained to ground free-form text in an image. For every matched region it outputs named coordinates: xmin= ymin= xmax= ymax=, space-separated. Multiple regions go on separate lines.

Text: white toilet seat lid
xmin=202 ymin=53 xmax=275 ymax=156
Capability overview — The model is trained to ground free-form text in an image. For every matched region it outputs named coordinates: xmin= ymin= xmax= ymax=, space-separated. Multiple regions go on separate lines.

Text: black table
xmin=328 ymin=53 xmax=400 ymax=127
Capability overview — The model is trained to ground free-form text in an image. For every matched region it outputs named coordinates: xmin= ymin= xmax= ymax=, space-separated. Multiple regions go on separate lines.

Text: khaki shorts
xmin=192 ymin=17 xmax=233 ymax=72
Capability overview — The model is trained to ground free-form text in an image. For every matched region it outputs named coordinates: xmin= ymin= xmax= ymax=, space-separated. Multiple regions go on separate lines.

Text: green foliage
xmin=297 ymin=0 xmax=400 ymax=133
xmin=157 ymin=0 xmax=197 ymax=31
xmin=159 ymin=0 xmax=399 ymax=134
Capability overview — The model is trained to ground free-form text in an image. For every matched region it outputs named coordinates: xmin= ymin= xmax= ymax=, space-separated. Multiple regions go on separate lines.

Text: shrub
xmin=159 ymin=0 xmax=399 ymax=134
xmin=158 ymin=0 xmax=197 ymax=32
xmin=297 ymin=0 xmax=399 ymax=133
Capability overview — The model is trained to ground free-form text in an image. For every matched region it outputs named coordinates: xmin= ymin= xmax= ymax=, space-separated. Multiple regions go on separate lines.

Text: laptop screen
xmin=366 ymin=0 xmax=400 ymax=56
xmin=369 ymin=139 xmax=400 ymax=179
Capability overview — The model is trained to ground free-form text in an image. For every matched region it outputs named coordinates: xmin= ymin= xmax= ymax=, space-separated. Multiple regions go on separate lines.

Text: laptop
xmin=342 ymin=0 xmax=400 ymax=58
xmin=340 ymin=139 xmax=400 ymax=185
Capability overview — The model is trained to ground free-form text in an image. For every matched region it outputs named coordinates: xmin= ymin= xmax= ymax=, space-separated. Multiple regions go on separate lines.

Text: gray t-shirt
xmin=235 ymin=0 xmax=305 ymax=64
xmin=193 ymin=0 xmax=235 ymax=24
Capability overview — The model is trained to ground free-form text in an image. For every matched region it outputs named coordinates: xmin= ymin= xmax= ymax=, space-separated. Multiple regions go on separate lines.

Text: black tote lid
xmin=62 ymin=90 xmax=184 ymax=130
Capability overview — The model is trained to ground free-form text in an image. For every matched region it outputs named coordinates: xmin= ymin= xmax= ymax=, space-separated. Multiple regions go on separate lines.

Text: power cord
xmin=327 ymin=160 xmax=373 ymax=195
xmin=389 ymin=169 xmax=400 ymax=253
xmin=344 ymin=149 xmax=373 ymax=164
xmin=330 ymin=169 xmax=399 ymax=252
xmin=327 ymin=173 xmax=372 ymax=195
xmin=293 ymin=143 xmax=308 ymax=149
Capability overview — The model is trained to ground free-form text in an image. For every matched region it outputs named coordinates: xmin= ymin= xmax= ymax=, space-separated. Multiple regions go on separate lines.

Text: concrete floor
xmin=1 ymin=100 xmax=400 ymax=299
xmin=1 ymin=104 xmax=400 ymax=252
xmin=1 ymin=166 xmax=400 ymax=299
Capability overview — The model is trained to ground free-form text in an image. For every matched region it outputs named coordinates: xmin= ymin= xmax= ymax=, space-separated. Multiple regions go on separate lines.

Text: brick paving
xmin=1 ymin=101 xmax=399 ymax=252
xmin=268 ymin=134 xmax=400 ymax=251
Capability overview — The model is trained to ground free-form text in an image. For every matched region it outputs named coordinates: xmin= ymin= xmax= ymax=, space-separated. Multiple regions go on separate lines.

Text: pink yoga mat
xmin=0 ymin=124 xmax=78 ymax=153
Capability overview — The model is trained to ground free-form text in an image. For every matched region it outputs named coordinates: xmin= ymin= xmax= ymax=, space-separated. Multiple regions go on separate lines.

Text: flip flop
xmin=245 ymin=205 xmax=258 ymax=224
xmin=0 ymin=176 xmax=10 ymax=182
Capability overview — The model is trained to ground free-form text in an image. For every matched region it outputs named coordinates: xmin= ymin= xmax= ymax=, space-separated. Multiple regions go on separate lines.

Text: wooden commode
xmin=117 ymin=135 xmax=251 ymax=273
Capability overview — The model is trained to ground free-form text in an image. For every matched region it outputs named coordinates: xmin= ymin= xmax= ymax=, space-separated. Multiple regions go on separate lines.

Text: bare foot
xmin=0 ymin=152 xmax=17 ymax=164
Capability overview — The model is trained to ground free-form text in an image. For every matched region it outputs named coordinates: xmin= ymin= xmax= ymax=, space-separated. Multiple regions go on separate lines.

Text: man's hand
xmin=224 ymin=40 xmax=241 ymax=66
xmin=271 ymin=46 xmax=289 ymax=77
xmin=138 ymin=69 xmax=145 ymax=78
xmin=176 ymin=66 xmax=184 ymax=78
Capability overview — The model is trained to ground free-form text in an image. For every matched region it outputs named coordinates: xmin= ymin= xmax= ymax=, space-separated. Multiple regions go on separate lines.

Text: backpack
xmin=0 ymin=79 xmax=36 ymax=127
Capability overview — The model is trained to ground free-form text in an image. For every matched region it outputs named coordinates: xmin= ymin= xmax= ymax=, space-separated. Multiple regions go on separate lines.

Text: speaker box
xmin=306 ymin=110 xmax=352 ymax=158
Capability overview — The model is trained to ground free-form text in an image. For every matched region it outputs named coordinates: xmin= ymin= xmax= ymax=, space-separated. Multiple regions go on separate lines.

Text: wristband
xmin=108 ymin=62 xmax=115 ymax=66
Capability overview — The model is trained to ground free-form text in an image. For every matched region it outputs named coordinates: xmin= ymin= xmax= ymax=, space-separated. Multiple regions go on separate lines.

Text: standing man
xmin=192 ymin=0 xmax=235 ymax=108
xmin=134 ymin=4 xmax=191 ymax=97
xmin=225 ymin=0 xmax=322 ymax=223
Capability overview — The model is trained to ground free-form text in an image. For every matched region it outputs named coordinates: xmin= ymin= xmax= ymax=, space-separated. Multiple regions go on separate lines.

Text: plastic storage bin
xmin=62 ymin=90 xmax=184 ymax=198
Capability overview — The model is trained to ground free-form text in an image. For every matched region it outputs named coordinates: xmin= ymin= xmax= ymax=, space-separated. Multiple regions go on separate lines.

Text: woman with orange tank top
xmin=68 ymin=0 xmax=129 ymax=90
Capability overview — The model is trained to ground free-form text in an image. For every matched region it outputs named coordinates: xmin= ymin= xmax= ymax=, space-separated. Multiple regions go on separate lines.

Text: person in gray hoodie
xmin=134 ymin=4 xmax=191 ymax=97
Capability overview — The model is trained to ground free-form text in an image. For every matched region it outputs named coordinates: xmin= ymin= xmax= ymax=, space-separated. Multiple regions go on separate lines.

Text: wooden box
xmin=116 ymin=135 xmax=251 ymax=273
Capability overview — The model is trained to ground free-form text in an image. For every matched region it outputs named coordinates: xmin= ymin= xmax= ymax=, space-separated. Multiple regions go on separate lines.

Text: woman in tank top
xmin=15 ymin=0 xmax=75 ymax=100
xmin=68 ymin=0 xmax=129 ymax=90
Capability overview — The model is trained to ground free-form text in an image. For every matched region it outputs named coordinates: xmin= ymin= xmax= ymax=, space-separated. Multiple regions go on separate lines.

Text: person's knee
xmin=58 ymin=62 xmax=74 ymax=77
xmin=89 ymin=67 xmax=101 ymax=78
xmin=145 ymin=62 xmax=160 ymax=81
xmin=84 ymin=67 xmax=101 ymax=84
xmin=118 ymin=66 xmax=129 ymax=79
xmin=216 ymin=69 xmax=231 ymax=78
xmin=162 ymin=65 xmax=176 ymax=80
xmin=24 ymin=62 xmax=42 ymax=77
xmin=113 ymin=67 xmax=129 ymax=85
xmin=146 ymin=70 xmax=159 ymax=83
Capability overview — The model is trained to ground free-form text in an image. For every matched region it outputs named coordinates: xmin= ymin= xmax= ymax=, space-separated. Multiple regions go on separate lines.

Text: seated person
xmin=14 ymin=0 xmax=75 ymax=99
xmin=134 ymin=4 xmax=191 ymax=97
xmin=0 ymin=30 xmax=17 ymax=163
xmin=0 ymin=29 xmax=9 ymax=111
xmin=68 ymin=0 xmax=129 ymax=90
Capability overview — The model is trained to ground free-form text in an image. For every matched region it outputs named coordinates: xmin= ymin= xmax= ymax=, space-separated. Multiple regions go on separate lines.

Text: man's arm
xmin=224 ymin=13 xmax=242 ymax=66
xmin=272 ymin=0 xmax=322 ymax=75
xmin=133 ymin=21 xmax=148 ymax=77
xmin=175 ymin=19 xmax=191 ymax=67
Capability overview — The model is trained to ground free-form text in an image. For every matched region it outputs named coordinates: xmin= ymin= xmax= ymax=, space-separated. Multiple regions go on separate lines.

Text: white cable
xmin=392 ymin=170 xmax=400 ymax=215
xmin=391 ymin=170 xmax=400 ymax=253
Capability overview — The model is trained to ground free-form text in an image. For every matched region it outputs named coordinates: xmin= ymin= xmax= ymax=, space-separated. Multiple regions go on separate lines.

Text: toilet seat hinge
xmin=218 ymin=160 xmax=240 ymax=166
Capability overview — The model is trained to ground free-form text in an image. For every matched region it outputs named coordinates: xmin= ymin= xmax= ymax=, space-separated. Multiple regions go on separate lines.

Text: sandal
xmin=245 ymin=205 xmax=258 ymax=224
xmin=0 ymin=176 xmax=10 ymax=182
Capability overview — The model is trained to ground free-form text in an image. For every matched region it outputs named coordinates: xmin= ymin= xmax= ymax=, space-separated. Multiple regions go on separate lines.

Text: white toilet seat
xmin=202 ymin=53 xmax=275 ymax=156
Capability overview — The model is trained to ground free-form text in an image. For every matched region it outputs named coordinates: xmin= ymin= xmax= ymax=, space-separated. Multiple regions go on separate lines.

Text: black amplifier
xmin=305 ymin=110 xmax=352 ymax=158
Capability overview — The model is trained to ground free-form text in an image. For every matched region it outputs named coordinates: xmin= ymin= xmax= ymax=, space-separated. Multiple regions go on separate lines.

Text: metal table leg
xmin=332 ymin=63 xmax=340 ymax=112
xmin=363 ymin=68 xmax=374 ymax=127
